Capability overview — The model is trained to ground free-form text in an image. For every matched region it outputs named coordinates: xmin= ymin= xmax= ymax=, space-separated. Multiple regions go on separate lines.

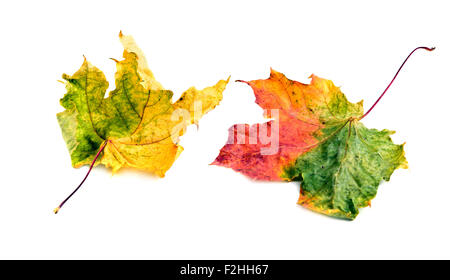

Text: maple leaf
xmin=56 ymin=32 xmax=229 ymax=213
xmin=213 ymin=47 xmax=433 ymax=220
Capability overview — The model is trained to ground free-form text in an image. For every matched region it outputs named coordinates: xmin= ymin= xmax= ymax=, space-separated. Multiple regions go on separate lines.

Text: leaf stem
xmin=54 ymin=141 xmax=108 ymax=214
xmin=359 ymin=46 xmax=435 ymax=120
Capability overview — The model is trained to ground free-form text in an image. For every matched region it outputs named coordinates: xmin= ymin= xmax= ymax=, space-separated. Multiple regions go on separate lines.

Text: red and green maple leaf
xmin=213 ymin=47 xmax=434 ymax=220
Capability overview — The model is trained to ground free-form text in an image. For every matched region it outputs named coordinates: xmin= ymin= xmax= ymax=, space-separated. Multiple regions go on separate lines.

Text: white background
xmin=0 ymin=0 xmax=449 ymax=260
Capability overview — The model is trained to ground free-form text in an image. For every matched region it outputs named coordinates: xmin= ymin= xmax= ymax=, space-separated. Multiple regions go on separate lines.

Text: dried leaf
xmin=213 ymin=70 xmax=408 ymax=220
xmin=56 ymin=33 xmax=228 ymax=212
